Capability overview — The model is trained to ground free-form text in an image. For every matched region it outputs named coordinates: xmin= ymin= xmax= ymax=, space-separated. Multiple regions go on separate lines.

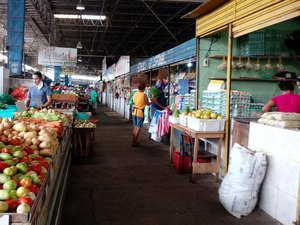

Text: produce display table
xmin=1 ymin=123 xmax=73 ymax=225
xmin=169 ymin=123 xmax=225 ymax=182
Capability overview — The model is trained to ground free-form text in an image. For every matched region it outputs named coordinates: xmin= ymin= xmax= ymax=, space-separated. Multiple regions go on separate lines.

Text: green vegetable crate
xmin=72 ymin=127 xmax=95 ymax=156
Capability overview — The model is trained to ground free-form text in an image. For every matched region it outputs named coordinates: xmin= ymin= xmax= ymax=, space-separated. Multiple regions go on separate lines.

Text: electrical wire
xmin=205 ymin=36 xmax=219 ymax=58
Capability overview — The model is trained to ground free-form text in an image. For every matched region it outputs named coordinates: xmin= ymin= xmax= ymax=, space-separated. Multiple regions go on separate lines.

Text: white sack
xmin=219 ymin=143 xmax=267 ymax=218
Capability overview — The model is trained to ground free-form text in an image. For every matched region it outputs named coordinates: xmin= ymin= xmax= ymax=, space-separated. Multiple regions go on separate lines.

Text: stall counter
xmin=248 ymin=122 xmax=300 ymax=225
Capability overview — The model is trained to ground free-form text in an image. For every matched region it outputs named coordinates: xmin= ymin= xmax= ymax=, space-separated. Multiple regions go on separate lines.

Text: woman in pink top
xmin=262 ymin=80 xmax=300 ymax=113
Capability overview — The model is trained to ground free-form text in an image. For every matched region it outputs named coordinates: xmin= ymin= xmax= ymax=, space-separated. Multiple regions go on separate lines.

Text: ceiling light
xmin=78 ymin=57 xmax=82 ymax=62
xmin=76 ymin=41 xmax=83 ymax=49
xmin=54 ymin=14 xmax=106 ymax=21
xmin=76 ymin=0 xmax=85 ymax=10
xmin=187 ymin=62 xmax=192 ymax=67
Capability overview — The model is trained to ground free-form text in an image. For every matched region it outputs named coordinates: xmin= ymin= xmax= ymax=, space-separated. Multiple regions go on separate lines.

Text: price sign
xmin=207 ymin=80 xmax=225 ymax=91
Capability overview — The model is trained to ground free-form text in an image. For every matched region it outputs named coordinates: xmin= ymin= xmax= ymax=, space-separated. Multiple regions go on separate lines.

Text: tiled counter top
xmin=249 ymin=122 xmax=300 ymax=225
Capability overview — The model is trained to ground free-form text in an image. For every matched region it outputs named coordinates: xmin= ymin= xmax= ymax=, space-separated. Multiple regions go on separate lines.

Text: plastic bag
xmin=219 ymin=144 xmax=267 ymax=218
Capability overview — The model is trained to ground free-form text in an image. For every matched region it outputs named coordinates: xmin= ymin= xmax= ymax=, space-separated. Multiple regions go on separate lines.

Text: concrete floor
xmin=61 ymin=104 xmax=279 ymax=225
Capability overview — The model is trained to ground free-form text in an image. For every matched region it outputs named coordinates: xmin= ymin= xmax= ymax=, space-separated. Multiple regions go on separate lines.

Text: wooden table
xmin=169 ymin=123 xmax=225 ymax=182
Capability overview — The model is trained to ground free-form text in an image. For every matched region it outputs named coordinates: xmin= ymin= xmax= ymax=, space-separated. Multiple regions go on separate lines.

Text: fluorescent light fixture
xmin=76 ymin=41 xmax=83 ymax=49
xmin=187 ymin=62 xmax=192 ymax=67
xmin=60 ymin=74 xmax=100 ymax=81
xmin=76 ymin=0 xmax=85 ymax=10
xmin=78 ymin=57 xmax=82 ymax=62
xmin=54 ymin=14 xmax=106 ymax=20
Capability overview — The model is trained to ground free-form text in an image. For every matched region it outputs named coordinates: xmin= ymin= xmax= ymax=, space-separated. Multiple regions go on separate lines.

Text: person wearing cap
xmin=262 ymin=80 xmax=300 ymax=113
xmin=131 ymin=83 xmax=151 ymax=147
xmin=25 ymin=71 xmax=52 ymax=109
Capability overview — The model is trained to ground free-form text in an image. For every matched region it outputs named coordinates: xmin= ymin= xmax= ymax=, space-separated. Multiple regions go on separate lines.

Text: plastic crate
xmin=169 ymin=116 xmax=180 ymax=124
xmin=187 ymin=117 xmax=226 ymax=132
xmin=72 ymin=127 xmax=95 ymax=156
xmin=0 ymin=105 xmax=17 ymax=118
xmin=179 ymin=114 xmax=188 ymax=126
xmin=172 ymin=151 xmax=212 ymax=173
xmin=76 ymin=112 xmax=91 ymax=120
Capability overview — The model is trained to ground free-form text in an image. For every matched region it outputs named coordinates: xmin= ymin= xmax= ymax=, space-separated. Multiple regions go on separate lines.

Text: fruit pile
xmin=172 ymin=106 xmax=223 ymax=120
xmin=0 ymin=144 xmax=51 ymax=213
xmin=0 ymin=118 xmax=59 ymax=157
xmin=188 ymin=109 xmax=223 ymax=120
xmin=14 ymin=108 xmax=69 ymax=126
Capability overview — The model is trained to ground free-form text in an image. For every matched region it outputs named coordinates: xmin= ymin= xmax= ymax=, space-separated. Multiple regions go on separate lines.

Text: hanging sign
xmin=7 ymin=0 xmax=25 ymax=75
xmin=54 ymin=66 xmax=61 ymax=83
xmin=38 ymin=46 xmax=77 ymax=66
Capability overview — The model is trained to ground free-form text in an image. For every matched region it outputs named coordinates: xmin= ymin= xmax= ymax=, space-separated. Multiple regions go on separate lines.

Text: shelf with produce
xmin=0 ymin=110 xmax=74 ymax=225
xmin=208 ymin=55 xmax=300 ymax=59
xmin=208 ymin=77 xmax=297 ymax=82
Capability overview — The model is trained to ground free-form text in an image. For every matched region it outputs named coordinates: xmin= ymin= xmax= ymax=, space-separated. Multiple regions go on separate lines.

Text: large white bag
xmin=218 ymin=143 xmax=267 ymax=218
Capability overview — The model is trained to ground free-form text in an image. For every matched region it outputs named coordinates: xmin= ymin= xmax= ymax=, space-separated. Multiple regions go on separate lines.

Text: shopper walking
xmin=90 ymin=87 xmax=98 ymax=115
xmin=25 ymin=71 xmax=52 ymax=109
xmin=132 ymin=83 xmax=151 ymax=147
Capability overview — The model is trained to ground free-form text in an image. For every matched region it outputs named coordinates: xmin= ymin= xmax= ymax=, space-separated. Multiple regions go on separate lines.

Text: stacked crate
xmin=201 ymin=90 xmax=251 ymax=117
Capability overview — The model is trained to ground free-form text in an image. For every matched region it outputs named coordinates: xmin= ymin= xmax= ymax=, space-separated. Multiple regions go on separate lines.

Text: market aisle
xmin=61 ymin=104 xmax=278 ymax=225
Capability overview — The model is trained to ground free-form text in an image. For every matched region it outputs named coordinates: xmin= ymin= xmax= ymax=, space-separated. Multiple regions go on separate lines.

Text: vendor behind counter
xmin=262 ymin=80 xmax=300 ymax=113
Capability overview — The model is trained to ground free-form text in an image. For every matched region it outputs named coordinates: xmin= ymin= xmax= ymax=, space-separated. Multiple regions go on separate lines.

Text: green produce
xmin=12 ymin=150 xmax=23 ymax=159
xmin=172 ymin=109 xmax=180 ymax=118
xmin=3 ymin=180 xmax=17 ymax=190
xmin=30 ymin=173 xmax=40 ymax=185
xmin=9 ymin=190 xmax=17 ymax=200
xmin=0 ymin=153 xmax=13 ymax=161
xmin=16 ymin=187 xmax=28 ymax=198
xmin=4 ymin=159 xmax=15 ymax=166
xmin=3 ymin=167 xmax=15 ymax=176
xmin=0 ymin=93 xmax=16 ymax=105
xmin=74 ymin=119 xmax=96 ymax=128
xmin=12 ymin=146 xmax=22 ymax=153
xmin=27 ymin=192 xmax=36 ymax=201
xmin=0 ymin=189 xmax=10 ymax=200
xmin=0 ymin=201 xmax=9 ymax=212
xmin=16 ymin=162 xmax=28 ymax=174
xmin=16 ymin=203 xmax=30 ymax=213
xmin=0 ymin=173 xmax=11 ymax=184
xmin=10 ymin=166 xmax=17 ymax=174
xmin=0 ymin=142 xmax=6 ymax=149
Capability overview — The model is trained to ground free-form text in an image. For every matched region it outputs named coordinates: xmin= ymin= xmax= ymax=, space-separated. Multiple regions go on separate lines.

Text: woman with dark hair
xmin=131 ymin=83 xmax=151 ymax=147
xmin=25 ymin=71 xmax=52 ymax=109
xmin=262 ymin=80 xmax=300 ymax=113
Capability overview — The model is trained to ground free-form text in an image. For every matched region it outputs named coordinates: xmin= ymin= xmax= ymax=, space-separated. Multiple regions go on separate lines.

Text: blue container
xmin=76 ymin=112 xmax=91 ymax=120
xmin=0 ymin=105 xmax=17 ymax=118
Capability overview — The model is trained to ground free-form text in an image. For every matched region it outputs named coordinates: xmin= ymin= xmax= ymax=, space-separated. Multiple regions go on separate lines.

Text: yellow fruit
xmin=210 ymin=113 xmax=218 ymax=119
xmin=217 ymin=115 xmax=223 ymax=120
xmin=203 ymin=115 xmax=210 ymax=119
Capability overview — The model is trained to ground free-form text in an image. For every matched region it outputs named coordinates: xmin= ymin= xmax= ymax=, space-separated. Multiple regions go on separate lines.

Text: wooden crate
xmin=72 ymin=128 xmax=95 ymax=156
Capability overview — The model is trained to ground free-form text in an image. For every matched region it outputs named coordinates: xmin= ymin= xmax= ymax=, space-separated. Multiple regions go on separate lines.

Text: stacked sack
xmin=258 ymin=112 xmax=300 ymax=128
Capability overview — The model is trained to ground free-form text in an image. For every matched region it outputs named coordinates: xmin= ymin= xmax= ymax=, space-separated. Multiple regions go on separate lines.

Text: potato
xmin=24 ymin=131 xmax=37 ymax=139
xmin=39 ymin=149 xmax=54 ymax=157
xmin=18 ymin=131 xmax=26 ymax=137
xmin=39 ymin=141 xmax=51 ymax=149
xmin=31 ymin=138 xmax=40 ymax=146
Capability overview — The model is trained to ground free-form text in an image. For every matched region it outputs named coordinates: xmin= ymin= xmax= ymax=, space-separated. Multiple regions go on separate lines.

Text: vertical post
xmin=224 ymin=24 xmax=233 ymax=174
xmin=167 ymin=65 xmax=170 ymax=106
xmin=195 ymin=37 xmax=200 ymax=110
xmin=149 ymin=70 xmax=152 ymax=86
